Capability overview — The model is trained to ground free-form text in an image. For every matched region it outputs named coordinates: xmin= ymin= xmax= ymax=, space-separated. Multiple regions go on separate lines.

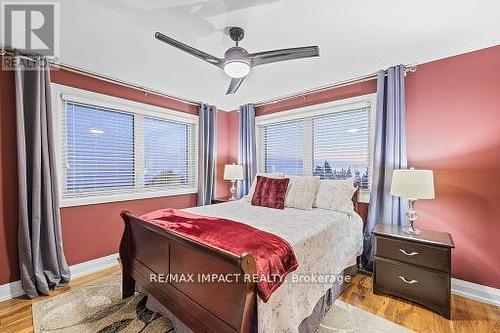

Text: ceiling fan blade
xmin=155 ymin=32 xmax=223 ymax=68
xmin=250 ymin=46 xmax=319 ymax=66
xmin=226 ymin=77 xmax=245 ymax=95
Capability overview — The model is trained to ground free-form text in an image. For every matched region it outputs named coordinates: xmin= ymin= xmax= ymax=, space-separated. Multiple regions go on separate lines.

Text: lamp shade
xmin=390 ymin=169 xmax=435 ymax=200
xmin=224 ymin=164 xmax=244 ymax=180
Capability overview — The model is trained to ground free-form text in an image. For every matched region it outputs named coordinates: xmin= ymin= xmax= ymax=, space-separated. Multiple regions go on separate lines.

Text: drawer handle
xmin=399 ymin=249 xmax=419 ymax=256
xmin=398 ymin=275 xmax=419 ymax=284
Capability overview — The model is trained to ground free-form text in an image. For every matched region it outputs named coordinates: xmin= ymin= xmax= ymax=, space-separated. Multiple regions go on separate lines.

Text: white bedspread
xmin=184 ymin=199 xmax=363 ymax=333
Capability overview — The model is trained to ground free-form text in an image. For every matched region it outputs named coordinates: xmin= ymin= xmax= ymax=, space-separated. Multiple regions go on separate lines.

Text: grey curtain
xmin=197 ymin=104 xmax=217 ymax=206
xmin=15 ymin=57 xmax=70 ymax=298
xmin=362 ymin=65 xmax=408 ymax=270
xmin=237 ymin=104 xmax=257 ymax=198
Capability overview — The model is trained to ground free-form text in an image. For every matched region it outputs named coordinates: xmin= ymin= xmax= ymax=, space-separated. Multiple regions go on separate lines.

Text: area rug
xmin=318 ymin=300 xmax=414 ymax=332
xmin=32 ymin=275 xmax=174 ymax=332
xmin=33 ymin=274 xmax=412 ymax=333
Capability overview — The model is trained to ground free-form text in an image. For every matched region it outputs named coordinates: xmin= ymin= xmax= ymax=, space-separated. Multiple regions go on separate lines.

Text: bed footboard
xmin=119 ymin=211 xmax=257 ymax=333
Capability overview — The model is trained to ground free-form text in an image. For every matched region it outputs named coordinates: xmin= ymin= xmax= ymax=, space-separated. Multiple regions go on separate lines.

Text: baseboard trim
xmin=0 ymin=253 xmax=119 ymax=302
xmin=0 ymin=280 xmax=24 ymax=302
xmin=70 ymin=253 xmax=120 ymax=280
xmin=451 ymin=278 xmax=500 ymax=307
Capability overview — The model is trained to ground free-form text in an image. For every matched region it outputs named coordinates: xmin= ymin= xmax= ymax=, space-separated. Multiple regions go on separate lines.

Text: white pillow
xmin=246 ymin=172 xmax=285 ymax=202
xmin=284 ymin=176 xmax=320 ymax=210
xmin=314 ymin=179 xmax=356 ymax=213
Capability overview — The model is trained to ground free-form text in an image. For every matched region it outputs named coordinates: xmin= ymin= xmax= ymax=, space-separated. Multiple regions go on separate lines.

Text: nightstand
xmin=372 ymin=224 xmax=455 ymax=319
xmin=211 ymin=196 xmax=232 ymax=204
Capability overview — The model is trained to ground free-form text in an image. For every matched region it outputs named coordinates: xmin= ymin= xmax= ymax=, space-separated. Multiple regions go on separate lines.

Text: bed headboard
xmin=352 ymin=186 xmax=368 ymax=231
xmin=352 ymin=187 xmax=360 ymax=214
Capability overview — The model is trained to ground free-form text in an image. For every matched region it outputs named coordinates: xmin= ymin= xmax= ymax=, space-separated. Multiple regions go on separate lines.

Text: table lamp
xmin=390 ymin=168 xmax=435 ymax=235
xmin=224 ymin=164 xmax=244 ymax=200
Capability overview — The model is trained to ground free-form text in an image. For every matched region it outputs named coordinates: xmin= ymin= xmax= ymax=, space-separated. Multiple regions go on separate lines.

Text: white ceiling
xmin=18 ymin=0 xmax=500 ymax=110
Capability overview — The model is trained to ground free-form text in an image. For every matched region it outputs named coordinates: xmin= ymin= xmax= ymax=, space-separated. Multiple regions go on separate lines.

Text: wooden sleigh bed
xmin=119 ymin=191 xmax=360 ymax=333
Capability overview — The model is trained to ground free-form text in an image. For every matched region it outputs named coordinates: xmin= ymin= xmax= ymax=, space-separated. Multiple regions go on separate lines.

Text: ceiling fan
xmin=155 ymin=27 xmax=320 ymax=95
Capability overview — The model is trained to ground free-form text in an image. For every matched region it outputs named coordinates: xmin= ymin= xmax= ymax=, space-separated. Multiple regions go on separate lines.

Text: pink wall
xmin=0 ymin=68 xmax=18 ymax=285
xmin=51 ymin=70 xmax=199 ymax=115
xmin=406 ymin=45 xmax=500 ymax=288
xmin=215 ymin=111 xmax=239 ymax=198
xmin=60 ymin=194 xmax=197 ymax=265
xmin=228 ymin=111 xmax=239 ymax=162
xmin=256 ymin=80 xmax=377 ymax=116
xmin=216 ymin=111 xmax=229 ymax=198
xmin=0 ymin=66 xmax=199 ymax=285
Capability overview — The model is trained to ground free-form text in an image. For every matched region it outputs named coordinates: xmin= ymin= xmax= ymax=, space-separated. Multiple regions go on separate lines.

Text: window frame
xmin=51 ymin=84 xmax=199 ymax=207
xmin=255 ymin=93 xmax=376 ymax=203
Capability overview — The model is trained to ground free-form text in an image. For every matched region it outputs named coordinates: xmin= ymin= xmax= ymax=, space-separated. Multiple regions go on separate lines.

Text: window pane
xmin=257 ymin=104 xmax=372 ymax=192
xmin=263 ymin=120 xmax=304 ymax=175
xmin=144 ymin=117 xmax=190 ymax=187
xmin=65 ymin=102 xmax=134 ymax=195
xmin=313 ymin=108 xmax=370 ymax=190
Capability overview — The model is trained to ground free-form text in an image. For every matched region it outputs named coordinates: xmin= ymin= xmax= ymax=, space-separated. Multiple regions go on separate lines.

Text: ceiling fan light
xmin=224 ymin=61 xmax=250 ymax=78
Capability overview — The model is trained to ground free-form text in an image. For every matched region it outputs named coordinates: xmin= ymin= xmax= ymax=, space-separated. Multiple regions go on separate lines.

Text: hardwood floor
xmin=0 ymin=269 xmax=498 ymax=332
xmin=0 ymin=267 xmax=121 ymax=333
xmin=340 ymin=274 xmax=500 ymax=333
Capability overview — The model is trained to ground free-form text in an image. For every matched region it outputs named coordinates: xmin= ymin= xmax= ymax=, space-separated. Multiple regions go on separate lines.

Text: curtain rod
xmin=253 ymin=65 xmax=417 ymax=108
xmin=0 ymin=49 xmax=201 ymax=107
xmin=2 ymin=49 xmax=416 ymax=109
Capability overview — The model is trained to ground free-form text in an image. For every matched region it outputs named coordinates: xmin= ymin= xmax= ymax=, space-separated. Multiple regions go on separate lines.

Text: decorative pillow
xmin=246 ymin=172 xmax=284 ymax=202
xmin=251 ymin=176 xmax=290 ymax=209
xmin=284 ymin=176 xmax=320 ymax=210
xmin=314 ymin=178 xmax=356 ymax=213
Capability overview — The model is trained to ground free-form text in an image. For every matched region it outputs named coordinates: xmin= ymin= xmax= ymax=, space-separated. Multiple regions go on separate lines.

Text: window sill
xmin=358 ymin=191 xmax=370 ymax=204
xmin=60 ymin=188 xmax=198 ymax=208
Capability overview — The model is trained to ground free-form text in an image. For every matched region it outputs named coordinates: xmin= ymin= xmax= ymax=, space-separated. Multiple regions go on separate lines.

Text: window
xmin=256 ymin=95 xmax=375 ymax=201
xmin=313 ymin=108 xmax=370 ymax=190
xmin=65 ymin=103 xmax=135 ymax=194
xmin=144 ymin=117 xmax=195 ymax=189
xmin=54 ymin=85 xmax=198 ymax=206
xmin=263 ymin=121 xmax=305 ymax=175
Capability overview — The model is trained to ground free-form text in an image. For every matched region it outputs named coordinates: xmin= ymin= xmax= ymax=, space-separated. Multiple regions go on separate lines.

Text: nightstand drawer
xmin=374 ymin=257 xmax=450 ymax=317
xmin=375 ymin=236 xmax=450 ymax=272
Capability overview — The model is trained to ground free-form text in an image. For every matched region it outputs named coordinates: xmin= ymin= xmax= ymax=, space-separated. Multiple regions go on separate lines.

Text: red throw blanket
xmin=140 ymin=208 xmax=298 ymax=302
